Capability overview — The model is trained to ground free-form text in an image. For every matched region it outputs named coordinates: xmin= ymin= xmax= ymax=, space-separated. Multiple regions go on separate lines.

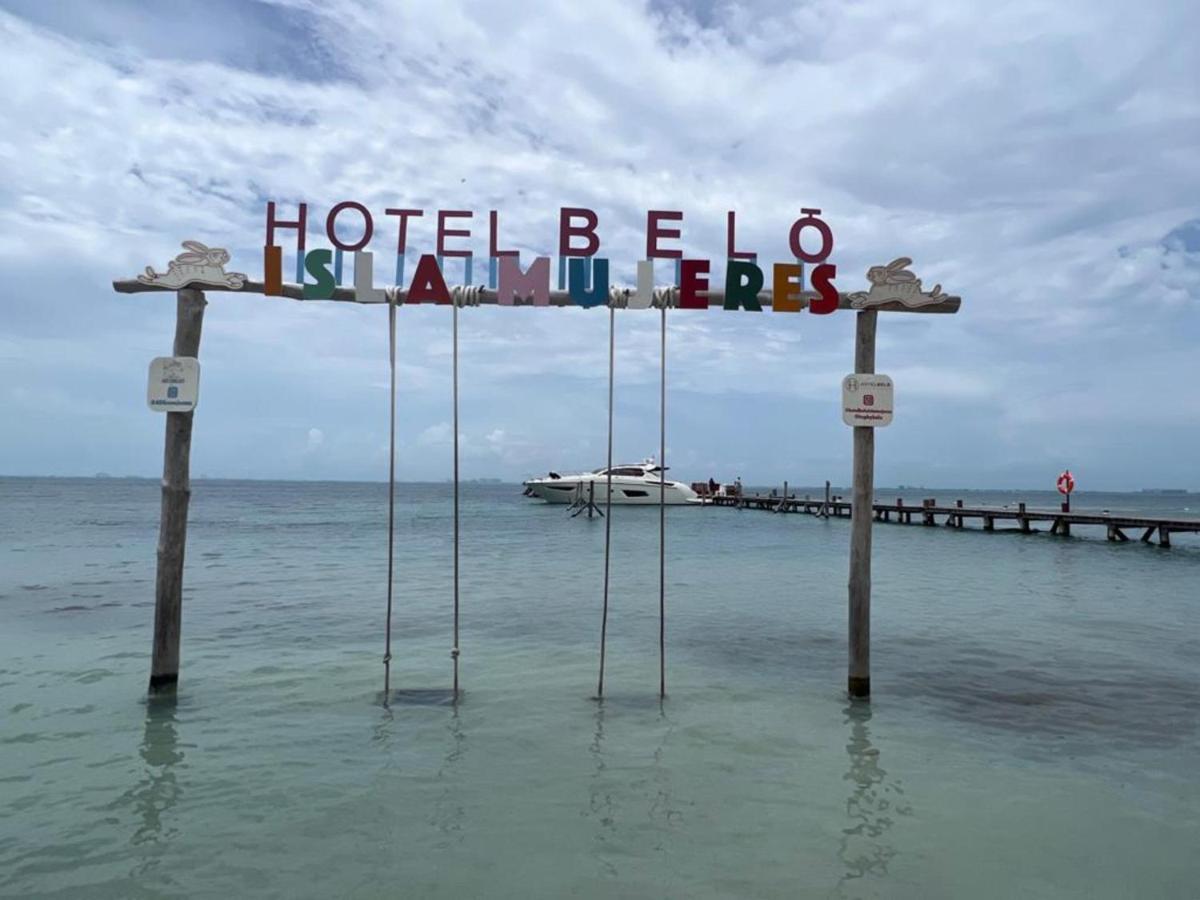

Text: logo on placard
xmin=841 ymin=374 xmax=894 ymax=427
xmin=147 ymin=357 xmax=200 ymax=412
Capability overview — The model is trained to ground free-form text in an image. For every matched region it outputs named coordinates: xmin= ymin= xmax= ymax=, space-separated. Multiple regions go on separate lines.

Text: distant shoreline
xmin=0 ymin=474 xmax=1192 ymax=495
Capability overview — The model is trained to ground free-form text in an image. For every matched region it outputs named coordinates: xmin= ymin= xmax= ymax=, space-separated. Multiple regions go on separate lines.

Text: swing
xmin=380 ymin=284 xmax=479 ymax=707
xmin=595 ymin=286 xmax=673 ymax=700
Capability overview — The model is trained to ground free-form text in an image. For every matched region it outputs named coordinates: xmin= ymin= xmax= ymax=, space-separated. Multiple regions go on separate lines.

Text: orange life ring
xmin=1056 ymin=471 xmax=1075 ymax=495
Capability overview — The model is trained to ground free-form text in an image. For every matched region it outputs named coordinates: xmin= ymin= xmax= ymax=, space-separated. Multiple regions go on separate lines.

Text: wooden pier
xmin=706 ymin=493 xmax=1199 ymax=547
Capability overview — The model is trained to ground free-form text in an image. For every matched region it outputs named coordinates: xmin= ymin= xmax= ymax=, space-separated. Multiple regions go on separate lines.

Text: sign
xmin=147 ymin=357 xmax=200 ymax=412
xmin=842 ymin=374 xmax=894 ymax=427
xmin=1057 ymin=470 xmax=1075 ymax=495
xmin=259 ymin=202 xmax=843 ymax=311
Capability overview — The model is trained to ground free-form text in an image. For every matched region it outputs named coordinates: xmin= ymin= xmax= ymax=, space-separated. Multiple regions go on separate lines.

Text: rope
xmin=658 ymin=302 xmax=667 ymax=699
xmin=596 ymin=305 xmax=615 ymax=698
xmin=604 ymin=284 xmax=674 ymax=698
xmin=604 ymin=286 xmax=676 ymax=309
xmin=449 ymin=287 xmax=478 ymax=698
xmin=382 ymin=287 xmax=399 ymax=703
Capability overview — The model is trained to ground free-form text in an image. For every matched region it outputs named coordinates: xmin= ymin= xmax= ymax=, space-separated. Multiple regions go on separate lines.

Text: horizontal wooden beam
xmin=112 ymin=278 xmax=961 ymax=314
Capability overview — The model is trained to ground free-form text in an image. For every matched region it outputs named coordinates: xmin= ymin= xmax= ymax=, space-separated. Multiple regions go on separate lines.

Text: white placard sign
xmin=842 ymin=374 xmax=893 ymax=427
xmin=147 ymin=357 xmax=200 ymax=412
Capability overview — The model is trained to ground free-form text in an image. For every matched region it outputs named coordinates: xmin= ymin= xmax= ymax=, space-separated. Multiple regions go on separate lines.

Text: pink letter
xmin=498 ymin=256 xmax=551 ymax=306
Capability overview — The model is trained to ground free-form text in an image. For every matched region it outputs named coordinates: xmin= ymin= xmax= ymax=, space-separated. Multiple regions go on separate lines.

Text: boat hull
xmin=524 ymin=477 xmax=698 ymax=505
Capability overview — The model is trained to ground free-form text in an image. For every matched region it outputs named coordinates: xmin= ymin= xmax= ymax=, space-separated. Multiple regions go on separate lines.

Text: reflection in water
xmin=116 ymin=697 xmax=185 ymax=890
xmin=646 ymin=702 xmax=684 ymax=852
xmin=587 ymin=703 xmax=619 ymax=879
xmin=130 ymin=698 xmax=184 ymax=846
xmin=835 ymin=703 xmax=910 ymax=896
xmin=372 ymin=706 xmax=395 ymax=752
xmin=430 ymin=706 xmax=466 ymax=847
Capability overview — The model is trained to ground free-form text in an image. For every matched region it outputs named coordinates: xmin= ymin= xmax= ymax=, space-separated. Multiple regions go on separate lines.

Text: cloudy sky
xmin=1 ymin=0 xmax=1196 ymax=489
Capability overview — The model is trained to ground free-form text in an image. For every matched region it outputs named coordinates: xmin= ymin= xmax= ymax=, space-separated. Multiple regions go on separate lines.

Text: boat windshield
xmin=594 ymin=465 xmax=668 ymax=477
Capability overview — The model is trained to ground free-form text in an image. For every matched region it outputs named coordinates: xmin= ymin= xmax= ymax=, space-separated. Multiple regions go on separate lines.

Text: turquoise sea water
xmin=1 ymin=477 xmax=1198 ymax=899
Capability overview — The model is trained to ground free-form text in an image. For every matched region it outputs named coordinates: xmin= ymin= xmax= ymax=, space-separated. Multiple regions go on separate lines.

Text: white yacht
xmin=523 ymin=460 xmax=700 ymax=506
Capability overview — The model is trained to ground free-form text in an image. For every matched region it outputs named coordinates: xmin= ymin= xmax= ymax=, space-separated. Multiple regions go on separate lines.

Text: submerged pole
xmin=848 ymin=309 xmax=877 ymax=701
xmin=149 ymin=288 xmax=206 ymax=694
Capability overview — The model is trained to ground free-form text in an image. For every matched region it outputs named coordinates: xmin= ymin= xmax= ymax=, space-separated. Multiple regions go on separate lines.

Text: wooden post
xmin=823 ymin=480 xmax=832 ymax=518
xmin=149 ymin=288 xmax=206 ymax=694
xmin=848 ymin=309 xmax=877 ymax=701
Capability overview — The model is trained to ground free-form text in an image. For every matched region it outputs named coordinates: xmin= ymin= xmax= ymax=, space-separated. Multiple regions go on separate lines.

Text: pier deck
xmin=706 ymin=494 xmax=1199 ymax=547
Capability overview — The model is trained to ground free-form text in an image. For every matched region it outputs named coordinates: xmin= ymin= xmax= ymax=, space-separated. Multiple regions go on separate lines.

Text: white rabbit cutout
xmin=138 ymin=241 xmax=247 ymax=290
xmin=849 ymin=257 xmax=950 ymax=309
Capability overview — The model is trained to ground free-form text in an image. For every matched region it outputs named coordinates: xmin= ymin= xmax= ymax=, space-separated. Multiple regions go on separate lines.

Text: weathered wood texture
xmin=848 ymin=309 xmax=877 ymax=700
xmin=112 ymin=278 xmax=961 ymax=314
xmin=149 ymin=288 xmax=206 ymax=693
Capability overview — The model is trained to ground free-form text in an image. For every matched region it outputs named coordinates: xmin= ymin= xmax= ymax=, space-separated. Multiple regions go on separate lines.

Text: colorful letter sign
xmin=258 ymin=202 xmax=853 ymax=310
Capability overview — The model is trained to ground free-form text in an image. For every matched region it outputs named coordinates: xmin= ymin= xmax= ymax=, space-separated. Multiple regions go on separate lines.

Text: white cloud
xmin=0 ymin=0 xmax=1197 ymax=488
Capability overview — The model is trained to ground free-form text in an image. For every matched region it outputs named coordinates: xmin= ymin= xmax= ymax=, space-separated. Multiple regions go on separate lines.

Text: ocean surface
xmin=1 ymin=477 xmax=1198 ymax=899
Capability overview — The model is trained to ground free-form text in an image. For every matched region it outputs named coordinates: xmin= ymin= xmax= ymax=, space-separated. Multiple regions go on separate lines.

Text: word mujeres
xmin=264 ymin=203 xmax=842 ymax=313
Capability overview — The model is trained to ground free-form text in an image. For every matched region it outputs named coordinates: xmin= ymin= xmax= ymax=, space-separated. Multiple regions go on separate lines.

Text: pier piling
xmin=149 ymin=288 xmax=206 ymax=694
xmin=847 ymin=309 xmax=877 ymax=701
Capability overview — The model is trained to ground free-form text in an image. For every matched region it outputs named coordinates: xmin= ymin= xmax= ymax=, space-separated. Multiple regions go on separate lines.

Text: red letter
xmin=558 ymin=207 xmax=600 ymax=256
xmin=325 ymin=201 xmax=373 ymax=252
xmin=489 ymin=210 xmax=519 ymax=258
xmin=788 ymin=208 xmax=834 ymax=264
xmin=678 ymin=259 xmax=710 ymax=309
xmin=437 ymin=210 xmax=473 ymax=258
xmin=726 ymin=211 xmax=755 ymax=261
xmin=809 ymin=263 xmax=839 ymax=314
xmin=384 ymin=208 xmax=423 ymax=254
xmin=407 ymin=253 xmax=452 ymax=304
xmin=646 ymin=210 xmax=683 ymax=259
xmin=266 ymin=201 xmax=307 ymax=251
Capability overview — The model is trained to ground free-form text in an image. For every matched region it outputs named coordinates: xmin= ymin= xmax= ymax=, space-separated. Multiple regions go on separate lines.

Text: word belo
xmin=263 ymin=203 xmax=841 ymax=313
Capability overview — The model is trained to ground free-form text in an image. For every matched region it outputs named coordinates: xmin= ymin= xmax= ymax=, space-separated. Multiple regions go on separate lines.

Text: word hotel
xmin=264 ymin=202 xmax=843 ymax=313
